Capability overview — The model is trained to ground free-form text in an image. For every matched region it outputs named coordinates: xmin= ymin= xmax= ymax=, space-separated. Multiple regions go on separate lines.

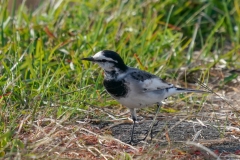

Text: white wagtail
xmin=82 ymin=50 xmax=208 ymax=144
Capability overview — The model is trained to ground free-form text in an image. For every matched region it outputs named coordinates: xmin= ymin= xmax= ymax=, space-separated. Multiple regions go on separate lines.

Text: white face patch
xmin=93 ymin=51 xmax=118 ymax=63
xmin=92 ymin=51 xmax=117 ymax=71
xmin=97 ymin=62 xmax=115 ymax=71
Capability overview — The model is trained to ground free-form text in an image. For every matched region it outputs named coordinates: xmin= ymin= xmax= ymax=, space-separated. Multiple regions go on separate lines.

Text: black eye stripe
xmin=96 ymin=59 xmax=115 ymax=63
xmin=95 ymin=59 xmax=107 ymax=62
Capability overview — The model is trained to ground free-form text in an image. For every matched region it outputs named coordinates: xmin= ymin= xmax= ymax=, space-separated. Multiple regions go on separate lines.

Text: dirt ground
xmin=91 ymin=107 xmax=240 ymax=159
xmin=109 ymin=118 xmax=240 ymax=152
xmin=93 ymin=70 xmax=240 ymax=158
xmin=15 ymin=69 xmax=240 ymax=159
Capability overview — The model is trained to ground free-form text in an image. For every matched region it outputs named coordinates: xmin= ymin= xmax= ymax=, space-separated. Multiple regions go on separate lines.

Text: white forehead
xmin=92 ymin=51 xmax=105 ymax=59
xmin=93 ymin=51 xmax=117 ymax=63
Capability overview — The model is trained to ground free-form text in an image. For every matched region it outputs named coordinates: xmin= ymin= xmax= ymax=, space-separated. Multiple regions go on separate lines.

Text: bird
xmin=81 ymin=50 xmax=208 ymax=144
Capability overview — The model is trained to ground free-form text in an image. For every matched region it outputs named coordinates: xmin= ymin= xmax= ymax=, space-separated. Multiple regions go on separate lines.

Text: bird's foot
xmin=141 ymin=120 xmax=160 ymax=142
xmin=127 ymin=138 xmax=138 ymax=145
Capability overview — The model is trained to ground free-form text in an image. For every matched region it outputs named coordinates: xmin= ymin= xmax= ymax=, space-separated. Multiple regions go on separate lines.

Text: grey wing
xmin=129 ymin=69 xmax=173 ymax=92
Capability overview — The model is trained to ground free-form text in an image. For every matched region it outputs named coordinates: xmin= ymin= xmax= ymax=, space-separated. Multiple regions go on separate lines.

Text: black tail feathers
xmin=175 ymin=87 xmax=209 ymax=93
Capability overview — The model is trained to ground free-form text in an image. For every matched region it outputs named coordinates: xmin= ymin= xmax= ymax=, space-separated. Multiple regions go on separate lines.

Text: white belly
xmin=117 ymin=90 xmax=164 ymax=109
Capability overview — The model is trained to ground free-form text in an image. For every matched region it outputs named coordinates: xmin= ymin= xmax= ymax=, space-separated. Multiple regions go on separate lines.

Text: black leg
xmin=128 ymin=104 xmax=161 ymax=144
xmin=142 ymin=102 xmax=162 ymax=142
xmin=129 ymin=119 xmax=136 ymax=144
xmin=128 ymin=108 xmax=137 ymax=144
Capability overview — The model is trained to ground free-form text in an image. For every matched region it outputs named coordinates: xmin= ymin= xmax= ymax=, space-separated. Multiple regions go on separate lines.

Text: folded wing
xmin=130 ymin=70 xmax=173 ymax=92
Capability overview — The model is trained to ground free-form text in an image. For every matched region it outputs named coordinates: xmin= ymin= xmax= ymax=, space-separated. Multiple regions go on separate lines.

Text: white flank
xmin=141 ymin=78 xmax=173 ymax=91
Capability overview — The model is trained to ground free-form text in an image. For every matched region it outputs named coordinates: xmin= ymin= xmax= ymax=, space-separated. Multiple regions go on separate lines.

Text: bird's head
xmin=81 ymin=50 xmax=128 ymax=72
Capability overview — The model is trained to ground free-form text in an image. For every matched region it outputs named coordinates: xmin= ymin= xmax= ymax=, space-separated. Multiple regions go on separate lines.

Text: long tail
xmin=164 ymin=87 xmax=209 ymax=99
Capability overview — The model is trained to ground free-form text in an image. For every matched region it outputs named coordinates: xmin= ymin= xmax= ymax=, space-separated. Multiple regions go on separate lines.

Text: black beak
xmin=81 ymin=57 xmax=95 ymax=61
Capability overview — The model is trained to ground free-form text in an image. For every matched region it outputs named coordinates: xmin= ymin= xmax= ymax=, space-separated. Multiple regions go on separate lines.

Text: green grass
xmin=1 ymin=0 xmax=240 ymax=159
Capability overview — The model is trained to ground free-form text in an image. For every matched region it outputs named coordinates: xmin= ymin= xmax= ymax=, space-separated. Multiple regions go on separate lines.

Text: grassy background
xmin=1 ymin=0 xmax=240 ymax=159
